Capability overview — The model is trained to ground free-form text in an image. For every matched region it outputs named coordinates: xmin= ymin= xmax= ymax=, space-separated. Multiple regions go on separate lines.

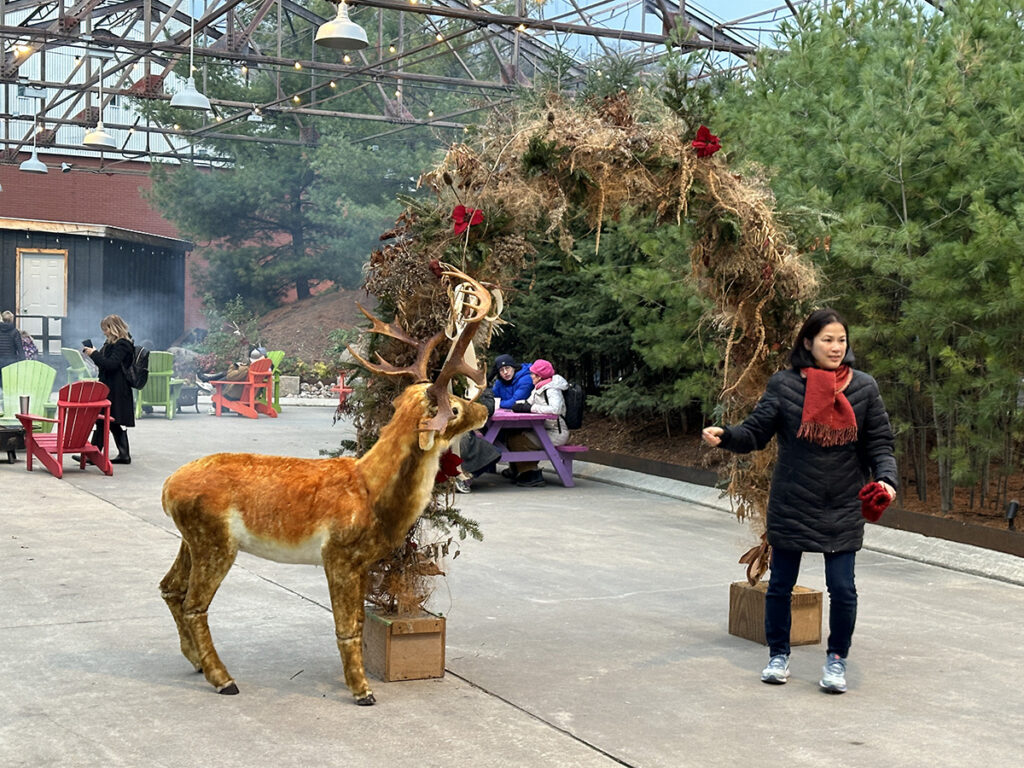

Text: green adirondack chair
xmin=61 ymin=347 xmax=97 ymax=384
xmin=135 ymin=351 xmax=185 ymax=420
xmin=1 ymin=360 xmax=58 ymax=433
xmin=266 ymin=350 xmax=285 ymax=413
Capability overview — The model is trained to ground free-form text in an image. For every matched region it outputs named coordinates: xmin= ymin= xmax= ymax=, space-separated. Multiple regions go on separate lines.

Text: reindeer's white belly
xmin=228 ymin=511 xmax=326 ymax=565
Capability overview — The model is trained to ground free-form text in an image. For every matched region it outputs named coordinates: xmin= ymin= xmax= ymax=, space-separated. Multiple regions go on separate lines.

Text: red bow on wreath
xmin=691 ymin=125 xmax=722 ymax=158
xmin=435 ymin=450 xmax=463 ymax=484
xmin=452 ymin=204 xmax=484 ymax=234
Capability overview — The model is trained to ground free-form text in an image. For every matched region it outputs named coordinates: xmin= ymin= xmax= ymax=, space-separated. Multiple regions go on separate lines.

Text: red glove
xmin=858 ymin=482 xmax=892 ymax=522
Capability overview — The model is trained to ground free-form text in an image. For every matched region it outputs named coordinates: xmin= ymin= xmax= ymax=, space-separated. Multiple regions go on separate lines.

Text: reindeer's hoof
xmin=355 ymin=693 xmax=376 ymax=706
xmin=217 ymin=682 xmax=239 ymax=695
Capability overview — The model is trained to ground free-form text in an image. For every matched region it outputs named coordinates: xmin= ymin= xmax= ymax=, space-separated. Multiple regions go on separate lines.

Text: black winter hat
xmin=490 ymin=353 xmax=518 ymax=381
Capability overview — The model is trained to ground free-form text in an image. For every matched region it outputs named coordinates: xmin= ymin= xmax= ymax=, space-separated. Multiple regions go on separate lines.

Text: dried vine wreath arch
xmin=356 ymin=92 xmax=819 ymax=586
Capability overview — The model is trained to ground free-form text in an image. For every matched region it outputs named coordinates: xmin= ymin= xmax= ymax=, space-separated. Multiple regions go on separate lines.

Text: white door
xmin=18 ymin=249 xmax=67 ymax=355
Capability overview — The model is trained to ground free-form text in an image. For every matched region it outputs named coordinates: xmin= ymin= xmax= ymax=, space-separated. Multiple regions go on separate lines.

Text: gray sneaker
xmin=819 ymin=653 xmax=847 ymax=693
xmin=761 ymin=654 xmax=790 ymax=684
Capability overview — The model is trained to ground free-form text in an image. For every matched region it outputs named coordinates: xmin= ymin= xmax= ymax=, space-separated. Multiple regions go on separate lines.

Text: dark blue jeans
xmin=765 ymin=548 xmax=857 ymax=658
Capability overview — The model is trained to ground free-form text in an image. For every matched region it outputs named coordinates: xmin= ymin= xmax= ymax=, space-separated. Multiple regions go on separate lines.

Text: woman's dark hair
xmin=789 ymin=307 xmax=855 ymax=369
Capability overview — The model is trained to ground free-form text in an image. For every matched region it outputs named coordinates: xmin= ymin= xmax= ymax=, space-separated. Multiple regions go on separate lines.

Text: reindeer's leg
xmin=159 ymin=541 xmax=202 ymax=671
xmin=182 ymin=539 xmax=240 ymax=695
xmin=323 ymin=549 xmax=375 ymax=705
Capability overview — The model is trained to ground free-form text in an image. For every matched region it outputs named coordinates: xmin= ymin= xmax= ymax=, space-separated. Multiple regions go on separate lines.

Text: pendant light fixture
xmin=314 ymin=0 xmax=368 ymax=50
xmin=83 ymin=65 xmax=117 ymax=149
xmin=171 ymin=8 xmax=211 ymax=110
xmin=19 ymin=118 xmax=48 ymax=173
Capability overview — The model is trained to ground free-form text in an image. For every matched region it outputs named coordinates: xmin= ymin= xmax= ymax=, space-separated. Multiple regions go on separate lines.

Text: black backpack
xmin=123 ymin=344 xmax=150 ymax=389
xmin=563 ymin=383 xmax=585 ymax=430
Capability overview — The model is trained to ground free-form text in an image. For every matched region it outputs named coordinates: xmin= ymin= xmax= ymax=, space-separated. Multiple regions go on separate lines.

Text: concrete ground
xmin=1 ymin=402 xmax=1021 ymax=768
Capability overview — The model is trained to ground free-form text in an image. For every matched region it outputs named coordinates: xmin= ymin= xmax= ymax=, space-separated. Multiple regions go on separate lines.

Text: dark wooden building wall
xmin=0 ymin=229 xmax=185 ymax=353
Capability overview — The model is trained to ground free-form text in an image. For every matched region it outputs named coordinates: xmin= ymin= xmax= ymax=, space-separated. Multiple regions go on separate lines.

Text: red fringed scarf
xmin=797 ymin=365 xmax=857 ymax=447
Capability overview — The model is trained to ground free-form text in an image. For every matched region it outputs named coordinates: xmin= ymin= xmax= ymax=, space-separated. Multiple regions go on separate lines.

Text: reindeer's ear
xmin=418 ymin=430 xmax=436 ymax=451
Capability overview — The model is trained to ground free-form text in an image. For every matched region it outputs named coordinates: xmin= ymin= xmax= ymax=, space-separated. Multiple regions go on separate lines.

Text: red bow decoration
xmin=691 ymin=125 xmax=722 ymax=158
xmin=858 ymin=482 xmax=892 ymax=522
xmin=435 ymin=450 xmax=464 ymax=484
xmin=452 ymin=205 xmax=484 ymax=234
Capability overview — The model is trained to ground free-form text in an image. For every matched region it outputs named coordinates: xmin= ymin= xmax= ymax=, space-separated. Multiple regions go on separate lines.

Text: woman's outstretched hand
xmin=702 ymin=426 xmax=724 ymax=447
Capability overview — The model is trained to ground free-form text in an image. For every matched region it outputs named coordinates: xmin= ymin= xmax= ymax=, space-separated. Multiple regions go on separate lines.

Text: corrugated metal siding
xmin=102 ymin=238 xmax=185 ymax=348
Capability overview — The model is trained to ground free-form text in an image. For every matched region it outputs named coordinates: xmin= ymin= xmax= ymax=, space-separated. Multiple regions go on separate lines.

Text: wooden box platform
xmin=728 ymin=581 xmax=822 ymax=646
xmin=362 ymin=608 xmax=446 ymax=682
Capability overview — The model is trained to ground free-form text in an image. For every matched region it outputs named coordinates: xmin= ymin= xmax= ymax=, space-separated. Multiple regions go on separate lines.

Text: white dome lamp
xmin=315 ymin=0 xmax=368 ymax=51
xmin=170 ymin=10 xmax=211 ymax=110
xmin=83 ymin=65 xmax=118 ymax=149
xmin=19 ymin=119 xmax=48 ymax=173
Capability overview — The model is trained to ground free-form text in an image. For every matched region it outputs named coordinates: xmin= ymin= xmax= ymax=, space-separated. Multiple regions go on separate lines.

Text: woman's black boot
xmin=111 ymin=430 xmax=131 ymax=464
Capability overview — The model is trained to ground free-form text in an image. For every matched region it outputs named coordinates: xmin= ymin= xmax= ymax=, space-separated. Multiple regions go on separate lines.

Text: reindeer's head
xmin=349 ymin=267 xmax=495 ymax=451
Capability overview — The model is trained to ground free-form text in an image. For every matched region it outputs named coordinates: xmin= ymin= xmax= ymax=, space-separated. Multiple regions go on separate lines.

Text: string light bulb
xmin=294 ymin=61 xmax=302 ymax=70
xmin=343 ymin=54 xmax=351 ymax=63
xmin=388 ymin=44 xmax=397 ymax=53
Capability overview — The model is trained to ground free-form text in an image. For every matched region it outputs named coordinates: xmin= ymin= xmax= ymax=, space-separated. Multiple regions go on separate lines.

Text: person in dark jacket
xmin=83 ymin=314 xmax=136 ymax=464
xmin=0 ymin=310 xmax=26 ymax=391
xmin=490 ymin=353 xmax=533 ymax=408
xmin=702 ymin=308 xmax=897 ymax=694
xmin=453 ymin=388 xmax=501 ymax=493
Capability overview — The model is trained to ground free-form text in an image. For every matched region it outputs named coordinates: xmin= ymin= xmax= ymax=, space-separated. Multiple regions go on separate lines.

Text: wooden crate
xmin=728 ymin=581 xmax=822 ymax=646
xmin=362 ymin=608 xmax=446 ymax=682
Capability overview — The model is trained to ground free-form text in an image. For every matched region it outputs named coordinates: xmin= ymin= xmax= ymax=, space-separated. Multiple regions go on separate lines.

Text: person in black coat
xmin=83 ymin=314 xmax=136 ymax=464
xmin=702 ymin=308 xmax=897 ymax=694
xmin=0 ymin=310 xmax=26 ymax=391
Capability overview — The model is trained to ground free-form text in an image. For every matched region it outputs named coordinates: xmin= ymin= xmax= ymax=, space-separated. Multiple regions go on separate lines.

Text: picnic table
xmin=479 ymin=408 xmax=587 ymax=487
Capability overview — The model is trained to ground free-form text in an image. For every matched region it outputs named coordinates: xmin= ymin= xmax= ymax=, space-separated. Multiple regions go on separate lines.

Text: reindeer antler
xmin=346 ymin=306 xmax=446 ymax=383
xmin=419 ymin=267 xmax=492 ymax=435
xmin=348 ymin=266 xmax=495 ymax=442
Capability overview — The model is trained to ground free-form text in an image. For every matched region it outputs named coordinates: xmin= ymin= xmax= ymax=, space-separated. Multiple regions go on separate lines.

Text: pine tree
xmin=715 ymin=0 xmax=1024 ymax=512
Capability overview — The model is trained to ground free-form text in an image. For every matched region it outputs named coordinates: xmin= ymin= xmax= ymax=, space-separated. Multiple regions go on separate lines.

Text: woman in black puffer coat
xmin=83 ymin=314 xmax=136 ymax=464
xmin=703 ymin=308 xmax=896 ymax=694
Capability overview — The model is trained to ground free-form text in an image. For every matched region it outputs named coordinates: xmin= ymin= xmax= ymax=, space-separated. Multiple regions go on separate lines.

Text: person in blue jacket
xmin=490 ymin=353 xmax=533 ymax=408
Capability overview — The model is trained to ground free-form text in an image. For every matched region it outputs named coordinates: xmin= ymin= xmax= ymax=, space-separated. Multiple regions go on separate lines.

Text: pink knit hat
xmin=529 ymin=359 xmax=554 ymax=385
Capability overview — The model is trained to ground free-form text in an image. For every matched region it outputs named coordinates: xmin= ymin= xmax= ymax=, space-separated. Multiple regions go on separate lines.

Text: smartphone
xmin=82 ymin=339 xmax=93 ymax=348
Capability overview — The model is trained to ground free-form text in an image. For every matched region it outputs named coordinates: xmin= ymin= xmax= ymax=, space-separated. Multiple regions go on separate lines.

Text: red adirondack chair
xmin=209 ymin=357 xmax=277 ymax=419
xmin=16 ymin=381 xmax=113 ymax=479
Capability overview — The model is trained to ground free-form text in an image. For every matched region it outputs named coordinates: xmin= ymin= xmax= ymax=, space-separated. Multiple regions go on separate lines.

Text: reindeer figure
xmin=159 ymin=268 xmax=491 ymax=705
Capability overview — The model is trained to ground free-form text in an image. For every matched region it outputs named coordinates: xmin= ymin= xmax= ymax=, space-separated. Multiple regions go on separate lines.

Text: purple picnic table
xmin=478 ymin=408 xmax=586 ymax=487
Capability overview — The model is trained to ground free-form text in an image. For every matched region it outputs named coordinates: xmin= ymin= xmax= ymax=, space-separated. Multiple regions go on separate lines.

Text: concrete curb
xmin=572 ymin=460 xmax=1024 ymax=587
xmin=194 ymin=395 xmax=338 ymax=408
